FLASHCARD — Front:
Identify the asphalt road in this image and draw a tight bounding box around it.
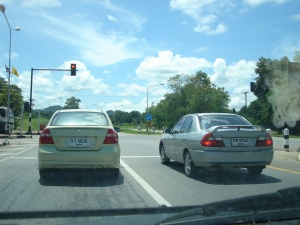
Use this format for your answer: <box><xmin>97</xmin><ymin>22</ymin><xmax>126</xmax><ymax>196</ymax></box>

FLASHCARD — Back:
<box><xmin>0</xmin><ymin>133</ymin><xmax>299</xmax><ymax>214</ymax></box>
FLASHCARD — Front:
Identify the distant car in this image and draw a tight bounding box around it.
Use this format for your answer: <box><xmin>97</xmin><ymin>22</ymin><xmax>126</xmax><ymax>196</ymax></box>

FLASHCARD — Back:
<box><xmin>38</xmin><ymin>109</ymin><xmax>120</xmax><ymax>179</ymax></box>
<box><xmin>159</xmin><ymin>113</ymin><xmax>273</xmax><ymax>177</ymax></box>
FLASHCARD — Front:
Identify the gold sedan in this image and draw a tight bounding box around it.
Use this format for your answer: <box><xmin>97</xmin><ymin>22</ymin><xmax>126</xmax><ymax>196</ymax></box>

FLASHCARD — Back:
<box><xmin>38</xmin><ymin>109</ymin><xmax>120</xmax><ymax>179</ymax></box>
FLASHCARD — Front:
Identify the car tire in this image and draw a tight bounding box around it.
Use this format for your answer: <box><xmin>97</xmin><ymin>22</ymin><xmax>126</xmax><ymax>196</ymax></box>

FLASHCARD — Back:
<box><xmin>184</xmin><ymin>151</ymin><xmax>196</xmax><ymax>177</ymax></box>
<box><xmin>247</xmin><ymin>166</ymin><xmax>264</xmax><ymax>175</ymax></box>
<box><xmin>160</xmin><ymin>144</ymin><xmax>170</xmax><ymax>165</ymax></box>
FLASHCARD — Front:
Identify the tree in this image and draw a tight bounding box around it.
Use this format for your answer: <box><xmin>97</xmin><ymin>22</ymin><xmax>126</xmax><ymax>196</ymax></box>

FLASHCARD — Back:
<box><xmin>0</xmin><ymin>78</ymin><xmax>24</xmax><ymax>116</ymax></box>
<box><xmin>153</xmin><ymin>71</ymin><xmax>230</xmax><ymax>128</ymax></box>
<box><xmin>64</xmin><ymin>96</ymin><xmax>81</xmax><ymax>109</ymax></box>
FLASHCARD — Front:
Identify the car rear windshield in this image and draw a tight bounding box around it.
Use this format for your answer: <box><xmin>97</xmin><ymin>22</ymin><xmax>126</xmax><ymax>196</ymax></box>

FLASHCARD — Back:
<box><xmin>50</xmin><ymin>112</ymin><xmax>109</xmax><ymax>126</ymax></box>
<box><xmin>199</xmin><ymin>115</ymin><xmax>251</xmax><ymax>130</ymax></box>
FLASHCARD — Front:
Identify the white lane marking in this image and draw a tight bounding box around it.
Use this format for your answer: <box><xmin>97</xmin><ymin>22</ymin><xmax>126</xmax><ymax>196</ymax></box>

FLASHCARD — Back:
<box><xmin>0</xmin><ymin>153</ymin><xmax>14</xmax><ymax>156</ymax></box>
<box><xmin>0</xmin><ymin>148</ymin><xmax>28</xmax><ymax>151</ymax></box>
<box><xmin>11</xmin><ymin>157</ymin><xmax>37</xmax><ymax>159</ymax></box>
<box><xmin>0</xmin><ymin>144</ymin><xmax>38</xmax><ymax>163</ymax></box>
<box><xmin>121</xmin><ymin>156</ymin><xmax>159</xmax><ymax>158</ymax></box>
<box><xmin>120</xmin><ymin>159</ymin><xmax>171</xmax><ymax>207</ymax></box>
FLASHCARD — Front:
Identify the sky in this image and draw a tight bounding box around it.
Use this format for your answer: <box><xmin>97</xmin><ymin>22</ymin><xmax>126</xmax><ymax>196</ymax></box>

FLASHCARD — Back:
<box><xmin>0</xmin><ymin>0</ymin><xmax>299</xmax><ymax>113</ymax></box>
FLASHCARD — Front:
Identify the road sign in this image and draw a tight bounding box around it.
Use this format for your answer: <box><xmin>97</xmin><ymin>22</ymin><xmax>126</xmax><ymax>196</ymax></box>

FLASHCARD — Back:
<box><xmin>145</xmin><ymin>113</ymin><xmax>152</xmax><ymax>121</ymax></box>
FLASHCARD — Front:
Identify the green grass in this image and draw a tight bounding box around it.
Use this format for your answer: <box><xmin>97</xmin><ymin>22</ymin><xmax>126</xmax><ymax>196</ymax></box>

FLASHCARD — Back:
<box><xmin>14</xmin><ymin>114</ymin><xmax>49</xmax><ymax>133</ymax></box>
<box><xmin>120</xmin><ymin>127</ymin><xmax>163</xmax><ymax>135</ymax></box>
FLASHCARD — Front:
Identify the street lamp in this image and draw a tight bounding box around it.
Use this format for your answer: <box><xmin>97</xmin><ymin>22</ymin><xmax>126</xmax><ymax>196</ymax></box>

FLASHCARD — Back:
<box><xmin>93</xmin><ymin>104</ymin><xmax>103</xmax><ymax>111</ymax></box>
<box><xmin>243</xmin><ymin>92</ymin><xmax>248</xmax><ymax>108</ymax></box>
<box><xmin>0</xmin><ymin>4</ymin><xmax>20</xmax><ymax>134</ymax></box>
<box><xmin>146</xmin><ymin>83</ymin><xmax>165</xmax><ymax>113</ymax></box>
<box><xmin>49</xmin><ymin>97</ymin><xmax>62</xmax><ymax>107</ymax></box>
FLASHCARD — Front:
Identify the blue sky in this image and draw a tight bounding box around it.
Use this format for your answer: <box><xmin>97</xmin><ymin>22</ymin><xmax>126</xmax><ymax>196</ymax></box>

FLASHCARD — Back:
<box><xmin>0</xmin><ymin>0</ymin><xmax>299</xmax><ymax>113</ymax></box>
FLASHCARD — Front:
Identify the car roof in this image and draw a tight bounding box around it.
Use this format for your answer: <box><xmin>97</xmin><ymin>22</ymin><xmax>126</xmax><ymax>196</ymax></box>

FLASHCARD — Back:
<box><xmin>55</xmin><ymin>109</ymin><xmax>104</xmax><ymax>113</ymax></box>
<box><xmin>187</xmin><ymin>113</ymin><xmax>239</xmax><ymax>117</ymax></box>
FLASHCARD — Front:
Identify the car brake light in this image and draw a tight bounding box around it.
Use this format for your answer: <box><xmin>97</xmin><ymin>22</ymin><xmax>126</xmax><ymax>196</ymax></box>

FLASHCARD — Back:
<box><xmin>256</xmin><ymin>133</ymin><xmax>273</xmax><ymax>147</ymax></box>
<box><xmin>104</xmin><ymin>129</ymin><xmax>118</xmax><ymax>144</ymax></box>
<box><xmin>201</xmin><ymin>132</ymin><xmax>225</xmax><ymax>147</ymax></box>
<box><xmin>39</xmin><ymin>128</ymin><xmax>54</xmax><ymax>144</ymax></box>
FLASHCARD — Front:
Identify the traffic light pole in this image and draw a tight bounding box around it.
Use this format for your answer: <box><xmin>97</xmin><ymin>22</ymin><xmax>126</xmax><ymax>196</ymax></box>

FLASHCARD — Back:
<box><xmin>26</xmin><ymin>67</ymin><xmax>76</xmax><ymax>134</ymax></box>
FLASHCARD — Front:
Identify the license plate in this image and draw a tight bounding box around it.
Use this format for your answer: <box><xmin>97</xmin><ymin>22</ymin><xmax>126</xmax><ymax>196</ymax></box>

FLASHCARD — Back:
<box><xmin>231</xmin><ymin>138</ymin><xmax>249</xmax><ymax>146</ymax></box>
<box><xmin>69</xmin><ymin>138</ymin><xmax>89</xmax><ymax>147</ymax></box>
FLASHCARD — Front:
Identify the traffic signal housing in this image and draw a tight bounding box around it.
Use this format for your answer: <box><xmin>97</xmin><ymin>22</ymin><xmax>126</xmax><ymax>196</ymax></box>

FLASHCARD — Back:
<box><xmin>250</xmin><ymin>82</ymin><xmax>255</xmax><ymax>92</ymax></box>
<box><xmin>71</xmin><ymin>63</ymin><xmax>76</xmax><ymax>76</ymax></box>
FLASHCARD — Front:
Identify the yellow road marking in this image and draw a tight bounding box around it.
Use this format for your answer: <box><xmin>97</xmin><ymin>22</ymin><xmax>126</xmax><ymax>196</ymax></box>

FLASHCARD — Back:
<box><xmin>267</xmin><ymin>165</ymin><xmax>300</xmax><ymax>175</ymax></box>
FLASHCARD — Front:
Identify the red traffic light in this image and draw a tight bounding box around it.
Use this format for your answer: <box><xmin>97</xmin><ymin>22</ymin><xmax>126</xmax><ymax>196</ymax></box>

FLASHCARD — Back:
<box><xmin>71</xmin><ymin>63</ymin><xmax>76</xmax><ymax>76</ymax></box>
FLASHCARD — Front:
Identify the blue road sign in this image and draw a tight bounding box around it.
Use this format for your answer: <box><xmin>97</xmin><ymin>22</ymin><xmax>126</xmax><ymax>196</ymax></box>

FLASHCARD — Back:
<box><xmin>146</xmin><ymin>113</ymin><xmax>152</xmax><ymax>121</ymax></box>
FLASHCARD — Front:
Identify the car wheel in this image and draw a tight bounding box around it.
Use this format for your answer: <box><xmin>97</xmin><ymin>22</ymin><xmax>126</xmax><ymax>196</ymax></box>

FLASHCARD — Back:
<box><xmin>247</xmin><ymin>166</ymin><xmax>264</xmax><ymax>175</ymax></box>
<box><xmin>160</xmin><ymin>144</ymin><xmax>170</xmax><ymax>165</ymax></box>
<box><xmin>184</xmin><ymin>151</ymin><xmax>196</xmax><ymax>177</ymax></box>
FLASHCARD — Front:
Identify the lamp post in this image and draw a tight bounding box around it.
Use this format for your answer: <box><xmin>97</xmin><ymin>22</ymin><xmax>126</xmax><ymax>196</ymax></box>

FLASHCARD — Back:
<box><xmin>243</xmin><ymin>92</ymin><xmax>248</xmax><ymax>108</ymax></box>
<box><xmin>0</xmin><ymin>4</ymin><xmax>20</xmax><ymax>134</ymax></box>
<box><xmin>49</xmin><ymin>97</ymin><xmax>62</xmax><ymax>107</ymax></box>
<box><xmin>146</xmin><ymin>83</ymin><xmax>165</xmax><ymax>113</ymax></box>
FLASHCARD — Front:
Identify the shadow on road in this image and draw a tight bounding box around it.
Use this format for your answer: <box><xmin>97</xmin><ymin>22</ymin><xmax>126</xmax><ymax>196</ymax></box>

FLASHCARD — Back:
<box><xmin>38</xmin><ymin>169</ymin><xmax>124</xmax><ymax>187</ymax></box>
<box><xmin>167</xmin><ymin>161</ymin><xmax>281</xmax><ymax>185</ymax></box>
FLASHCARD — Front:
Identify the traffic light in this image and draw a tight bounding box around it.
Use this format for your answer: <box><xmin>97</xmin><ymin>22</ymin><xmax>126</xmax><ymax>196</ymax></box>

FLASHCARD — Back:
<box><xmin>250</xmin><ymin>82</ymin><xmax>255</xmax><ymax>92</ymax></box>
<box><xmin>24</xmin><ymin>101</ymin><xmax>30</xmax><ymax>112</ymax></box>
<box><xmin>71</xmin><ymin>63</ymin><xmax>76</xmax><ymax>76</ymax></box>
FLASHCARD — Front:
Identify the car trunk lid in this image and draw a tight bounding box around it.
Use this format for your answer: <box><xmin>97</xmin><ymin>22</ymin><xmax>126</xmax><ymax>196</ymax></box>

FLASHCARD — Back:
<box><xmin>49</xmin><ymin>127</ymin><xmax>109</xmax><ymax>151</ymax></box>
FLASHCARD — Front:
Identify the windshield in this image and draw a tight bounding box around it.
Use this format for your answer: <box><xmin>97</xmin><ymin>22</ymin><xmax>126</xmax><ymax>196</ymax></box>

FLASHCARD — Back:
<box><xmin>0</xmin><ymin>1</ymin><xmax>299</xmax><ymax>224</ymax></box>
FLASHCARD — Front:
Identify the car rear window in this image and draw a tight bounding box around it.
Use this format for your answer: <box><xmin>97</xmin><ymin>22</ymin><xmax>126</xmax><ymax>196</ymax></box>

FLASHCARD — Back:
<box><xmin>50</xmin><ymin>112</ymin><xmax>109</xmax><ymax>126</ymax></box>
<box><xmin>199</xmin><ymin>115</ymin><xmax>251</xmax><ymax>129</ymax></box>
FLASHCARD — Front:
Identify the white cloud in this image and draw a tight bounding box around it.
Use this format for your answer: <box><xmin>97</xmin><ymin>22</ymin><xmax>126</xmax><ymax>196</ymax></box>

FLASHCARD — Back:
<box><xmin>136</xmin><ymin>50</ymin><xmax>212</xmax><ymax>81</ymax></box>
<box><xmin>273</xmin><ymin>36</ymin><xmax>300</xmax><ymax>60</ymax></box>
<box><xmin>170</xmin><ymin>0</ymin><xmax>228</xmax><ymax>35</ymax></box>
<box><xmin>243</xmin><ymin>0</ymin><xmax>290</xmax><ymax>7</ymax></box>
<box><xmin>291</xmin><ymin>13</ymin><xmax>300</xmax><ymax>21</ymax></box>
<box><xmin>107</xmin><ymin>15</ymin><xmax>118</xmax><ymax>22</ymax></box>
<box><xmin>21</xmin><ymin>0</ymin><xmax>61</xmax><ymax>8</ymax></box>
<box><xmin>16</xmin><ymin>60</ymin><xmax>112</xmax><ymax>109</ymax></box>
<box><xmin>58</xmin><ymin>61</ymin><xmax>111</xmax><ymax>95</ymax></box>
<box><xmin>210</xmin><ymin>59</ymin><xmax>257</xmax><ymax>110</ymax></box>
<box><xmin>116</xmin><ymin>83</ymin><xmax>145</xmax><ymax>96</ymax></box>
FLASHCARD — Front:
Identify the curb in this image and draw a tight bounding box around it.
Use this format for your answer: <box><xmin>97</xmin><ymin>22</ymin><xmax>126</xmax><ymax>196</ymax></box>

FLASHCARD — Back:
<box><xmin>0</xmin><ymin>138</ymin><xmax>9</xmax><ymax>147</ymax></box>
<box><xmin>0</xmin><ymin>134</ymin><xmax>33</xmax><ymax>139</ymax></box>
<box><xmin>273</xmin><ymin>149</ymin><xmax>300</xmax><ymax>162</ymax></box>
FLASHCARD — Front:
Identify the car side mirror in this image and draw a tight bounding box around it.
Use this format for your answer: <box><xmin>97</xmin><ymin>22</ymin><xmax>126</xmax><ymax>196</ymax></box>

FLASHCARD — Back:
<box><xmin>164</xmin><ymin>128</ymin><xmax>171</xmax><ymax>134</ymax></box>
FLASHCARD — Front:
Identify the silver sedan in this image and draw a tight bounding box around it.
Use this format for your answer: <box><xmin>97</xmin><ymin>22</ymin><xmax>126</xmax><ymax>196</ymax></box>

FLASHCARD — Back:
<box><xmin>159</xmin><ymin>113</ymin><xmax>273</xmax><ymax>177</ymax></box>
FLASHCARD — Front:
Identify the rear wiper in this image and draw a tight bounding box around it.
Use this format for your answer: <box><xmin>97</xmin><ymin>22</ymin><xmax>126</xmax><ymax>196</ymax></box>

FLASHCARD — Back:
<box><xmin>156</xmin><ymin>186</ymin><xmax>300</xmax><ymax>225</ymax></box>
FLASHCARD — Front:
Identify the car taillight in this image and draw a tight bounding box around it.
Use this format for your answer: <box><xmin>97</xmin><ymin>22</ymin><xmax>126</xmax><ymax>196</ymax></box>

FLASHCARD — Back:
<box><xmin>201</xmin><ymin>132</ymin><xmax>225</xmax><ymax>147</ymax></box>
<box><xmin>256</xmin><ymin>133</ymin><xmax>273</xmax><ymax>147</ymax></box>
<box><xmin>39</xmin><ymin>128</ymin><xmax>54</xmax><ymax>144</ymax></box>
<box><xmin>104</xmin><ymin>129</ymin><xmax>118</xmax><ymax>144</ymax></box>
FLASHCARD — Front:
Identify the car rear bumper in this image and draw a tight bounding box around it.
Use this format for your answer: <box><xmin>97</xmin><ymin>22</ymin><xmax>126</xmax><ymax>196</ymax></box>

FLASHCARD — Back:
<box><xmin>190</xmin><ymin>149</ymin><xmax>274</xmax><ymax>167</ymax></box>
<box><xmin>38</xmin><ymin>144</ymin><xmax>120</xmax><ymax>169</ymax></box>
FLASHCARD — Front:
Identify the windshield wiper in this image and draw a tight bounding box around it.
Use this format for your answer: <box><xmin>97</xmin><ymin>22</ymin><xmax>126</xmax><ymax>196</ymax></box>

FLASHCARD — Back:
<box><xmin>156</xmin><ymin>186</ymin><xmax>300</xmax><ymax>225</ymax></box>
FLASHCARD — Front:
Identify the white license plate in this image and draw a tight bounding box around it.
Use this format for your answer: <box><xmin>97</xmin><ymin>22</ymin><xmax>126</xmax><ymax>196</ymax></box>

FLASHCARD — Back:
<box><xmin>231</xmin><ymin>138</ymin><xmax>249</xmax><ymax>146</ymax></box>
<box><xmin>69</xmin><ymin>138</ymin><xmax>89</xmax><ymax>147</ymax></box>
